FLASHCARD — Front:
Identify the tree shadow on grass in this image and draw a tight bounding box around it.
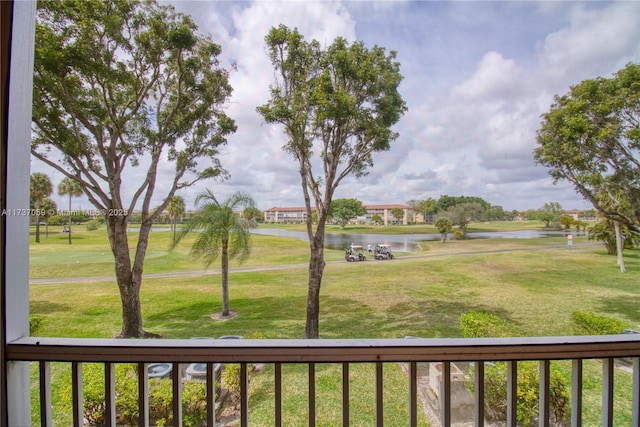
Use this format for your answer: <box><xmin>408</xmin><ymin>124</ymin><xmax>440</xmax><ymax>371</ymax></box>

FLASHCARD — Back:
<box><xmin>318</xmin><ymin>296</ymin><xmax>523</xmax><ymax>339</ymax></box>
<box><xmin>142</xmin><ymin>294</ymin><xmax>525</xmax><ymax>339</ymax></box>
<box><xmin>144</xmin><ymin>296</ymin><xmax>310</xmax><ymax>338</ymax></box>
<box><xmin>598</xmin><ymin>295</ymin><xmax>640</xmax><ymax>326</ymax></box>
<box><xmin>30</xmin><ymin>300</ymin><xmax>71</xmax><ymax>315</ymax></box>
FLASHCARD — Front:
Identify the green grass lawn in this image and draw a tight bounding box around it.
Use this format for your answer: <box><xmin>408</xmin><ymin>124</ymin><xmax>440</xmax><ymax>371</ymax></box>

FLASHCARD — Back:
<box><xmin>28</xmin><ymin>222</ymin><xmax>638</xmax><ymax>426</ymax></box>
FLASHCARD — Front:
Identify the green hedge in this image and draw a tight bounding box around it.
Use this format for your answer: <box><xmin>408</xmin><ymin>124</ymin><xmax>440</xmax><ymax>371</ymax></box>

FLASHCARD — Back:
<box><xmin>459</xmin><ymin>310</ymin><xmax>519</xmax><ymax>338</ymax></box>
<box><xmin>570</xmin><ymin>311</ymin><xmax>627</xmax><ymax>335</ymax></box>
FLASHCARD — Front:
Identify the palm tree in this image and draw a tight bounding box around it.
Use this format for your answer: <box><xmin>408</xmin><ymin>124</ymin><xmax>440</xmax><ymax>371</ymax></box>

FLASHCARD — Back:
<box><xmin>167</xmin><ymin>195</ymin><xmax>185</xmax><ymax>243</ymax></box>
<box><xmin>173</xmin><ymin>190</ymin><xmax>256</xmax><ymax>317</ymax></box>
<box><xmin>30</xmin><ymin>173</ymin><xmax>53</xmax><ymax>243</ymax></box>
<box><xmin>58</xmin><ymin>177</ymin><xmax>83</xmax><ymax>244</ymax></box>
<box><xmin>40</xmin><ymin>198</ymin><xmax>57</xmax><ymax>238</ymax></box>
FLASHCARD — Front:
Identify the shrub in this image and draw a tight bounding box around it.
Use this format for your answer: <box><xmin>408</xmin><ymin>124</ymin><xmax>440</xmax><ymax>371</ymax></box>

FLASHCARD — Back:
<box><xmin>461</xmin><ymin>311</ymin><xmax>569</xmax><ymax>426</ymax></box>
<box><xmin>46</xmin><ymin>214</ymin><xmax>67</xmax><ymax>226</ymax></box>
<box><xmin>222</xmin><ymin>363</ymin><xmax>242</xmax><ymax>399</ymax></box>
<box><xmin>29</xmin><ymin>314</ymin><xmax>45</xmax><ymax>335</ymax></box>
<box><xmin>460</xmin><ymin>310</ymin><xmax>519</xmax><ymax>338</ymax></box>
<box><xmin>222</xmin><ymin>363</ymin><xmax>255</xmax><ymax>400</ymax></box>
<box><xmin>570</xmin><ymin>311</ymin><xmax>627</xmax><ymax>335</ymax></box>
<box><xmin>86</xmin><ymin>220</ymin><xmax>100</xmax><ymax>231</ymax></box>
<box><xmin>60</xmin><ymin>363</ymin><xmax>208</xmax><ymax>427</ymax></box>
<box><xmin>434</xmin><ymin>217</ymin><xmax>452</xmax><ymax>242</ymax></box>
<box><xmin>587</xmin><ymin>220</ymin><xmax>640</xmax><ymax>254</ymax></box>
<box><xmin>468</xmin><ymin>361</ymin><xmax>569</xmax><ymax>426</ymax></box>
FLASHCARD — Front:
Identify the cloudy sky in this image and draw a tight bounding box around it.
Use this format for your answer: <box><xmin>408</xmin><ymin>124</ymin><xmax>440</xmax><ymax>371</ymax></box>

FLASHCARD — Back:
<box><xmin>36</xmin><ymin>1</ymin><xmax>640</xmax><ymax>213</ymax></box>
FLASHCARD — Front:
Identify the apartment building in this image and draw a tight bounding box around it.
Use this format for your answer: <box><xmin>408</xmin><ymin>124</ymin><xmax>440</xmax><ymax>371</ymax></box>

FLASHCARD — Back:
<box><xmin>264</xmin><ymin>204</ymin><xmax>411</xmax><ymax>225</ymax></box>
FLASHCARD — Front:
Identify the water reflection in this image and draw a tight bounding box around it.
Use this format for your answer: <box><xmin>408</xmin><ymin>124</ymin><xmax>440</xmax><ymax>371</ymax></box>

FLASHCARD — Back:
<box><xmin>251</xmin><ymin>228</ymin><xmax>585</xmax><ymax>252</ymax></box>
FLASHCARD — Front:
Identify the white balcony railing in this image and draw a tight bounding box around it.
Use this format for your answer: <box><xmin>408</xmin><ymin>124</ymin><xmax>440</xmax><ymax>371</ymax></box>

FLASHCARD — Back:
<box><xmin>5</xmin><ymin>334</ymin><xmax>640</xmax><ymax>427</ymax></box>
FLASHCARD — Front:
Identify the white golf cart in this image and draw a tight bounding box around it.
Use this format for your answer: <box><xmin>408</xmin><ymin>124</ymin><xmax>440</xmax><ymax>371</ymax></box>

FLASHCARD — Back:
<box><xmin>345</xmin><ymin>244</ymin><xmax>367</xmax><ymax>262</ymax></box>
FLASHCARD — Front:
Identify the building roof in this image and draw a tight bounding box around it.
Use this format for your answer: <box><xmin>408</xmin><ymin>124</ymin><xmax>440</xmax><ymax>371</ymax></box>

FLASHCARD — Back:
<box><xmin>266</xmin><ymin>207</ymin><xmax>315</xmax><ymax>212</ymax></box>
<box><xmin>365</xmin><ymin>204</ymin><xmax>410</xmax><ymax>210</ymax></box>
<box><xmin>265</xmin><ymin>204</ymin><xmax>410</xmax><ymax>212</ymax></box>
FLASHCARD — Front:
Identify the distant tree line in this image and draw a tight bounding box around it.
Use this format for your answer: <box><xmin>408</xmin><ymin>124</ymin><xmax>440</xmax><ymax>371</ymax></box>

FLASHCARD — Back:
<box><xmin>408</xmin><ymin>195</ymin><xmax>511</xmax><ymax>227</ymax></box>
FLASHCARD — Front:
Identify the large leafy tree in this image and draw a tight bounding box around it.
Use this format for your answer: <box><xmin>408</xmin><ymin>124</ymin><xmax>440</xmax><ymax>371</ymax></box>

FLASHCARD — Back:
<box><xmin>390</xmin><ymin>207</ymin><xmax>405</xmax><ymax>224</ymax></box>
<box><xmin>536</xmin><ymin>202</ymin><xmax>564</xmax><ymax>228</ymax></box>
<box><xmin>243</xmin><ymin>206</ymin><xmax>263</xmax><ymax>222</ymax></box>
<box><xmin>406</xmin><ymin>199</ymin><xmax>421</xmax><ymax>223</ymax></box>
<box><xmin>58</xmin><ymin>176</ymin><xmax>83</xmax><ymax>244</ymax></box>
<box><xmin>32</xmin><ymin>0</ymin><xmax>236</xmax><ymax>337</ymax></box>
<box><xmin>328</xmin><ymin>198</ymin><xmax>367</xmax><ymax>229</ymax></box>
<box><xmin>443</xmin><ymin>202</ymin><xmax>487</xmax><ymax>234</ymax></box>
<box><xmin>173</xmin><ymin>190</ymin><xmax>256</xmax><ymax>317</ymax></box>
<box><xmin>534</xmin><ymin>63</ymin><xmax>640</xmax><ymax>234</ymax></box>
<box><xmin>418</xmin><ymin>197</ymin><xmax>437</xmax><ymax>224</ymax></box>
<box><xmin>258</xmin><ymin>25</ymin><xmax>407</xmax><ymax>338</ymax></box>
<box><xmin>437</xmin><ymin>195</ymin><xmax>491</xmax><ymax>212</ymax></box>
<box><xmin>30</xmin><ymin>172</ymin><xmax>53</xmax><ymax>243</ymax></box>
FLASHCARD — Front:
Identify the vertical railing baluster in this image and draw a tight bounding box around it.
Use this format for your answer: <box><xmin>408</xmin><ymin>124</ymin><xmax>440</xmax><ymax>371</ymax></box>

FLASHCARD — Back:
<box><xmin>539</xmin><ymin>360</ymin><xmax>550</xmax><ymax>427</ymax></box>
<box><xmin>39</xmin><ymin>361</ymin><xmax>52</xmax><ymax>427</ymax></box>
<box><xmin>409</xmin><ymin>362</ymin><xmax>417</xmax><ymax>427</ymax></box>
<box><xmin>172</xmin><ymin>363</ymin><xmax>183</xmax><ymax>427</ymax></box>
<box><xmin>376</xmin><ymin>362</ymin><xmax>384</xmax><ymax>427</ymax></box>
<box><xmin>206</xmin><ymin>363</ymin><xmax>217</xmax><ymax>427</ymax></box>
<box><xmin>571</xmin><ymin>359</ymin><xmax>582</xmax><ymax>427</ymax></box>
<box><xmin>601</xmin><ymin>358</ymin><xmax>613</xmax><ymax>427</ymax></box>
<box><xmin>104</xmin><ymin>363</ymin><xmax>116</xmax><ymax>427</ymax></box>
<box><xmin>240</xmin><ymin>363</ymin><xmax>249</xmax><ymax>427</ymax></box>
<box><xmin>275</xmin><ymin>363</ymin><xmax>282</xmax><ymax>427</ymax></box>
<box><xmin>506</xmin><ymin>361</ymin><xmax>517</xmax><ymax>427</ymax></box>
<box><xmin>342</xmin><ymin>362</ymin><xmax>350</xmax><ymax>427</ymax></box>
<box><xmin>474</xmin><ymin>361</ymin><xmax>484</xmax><ymax>427</ymax></box>
<box><xmin>71</xmin><ymin>362</ymin><xmax>83</xmax><ymax>427</ymax></box>
<box><xmin>138</xmin><ymin>363</ymin><xmax>149</xmax><ymax>427</ymax></box>
<box><xmin>632</xmin><ymin>357</ymin><xmax>639</xmax><ymax>427</ymax></box>
<box><xmin>442</xmin><ymin>361</ymin><xmax>451</xmax><ymax>427</ymax></box>
<box><xmin>308</xmin><ymin>363</ymin><xmax>316</xmax><ymax>427</ymax></box>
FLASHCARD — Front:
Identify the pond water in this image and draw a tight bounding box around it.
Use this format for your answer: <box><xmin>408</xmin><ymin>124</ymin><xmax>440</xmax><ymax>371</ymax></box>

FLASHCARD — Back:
<box><xmin>251</xmin><ymin>228</ymin><xmax>586</xmax><ymax>252</ymax></box>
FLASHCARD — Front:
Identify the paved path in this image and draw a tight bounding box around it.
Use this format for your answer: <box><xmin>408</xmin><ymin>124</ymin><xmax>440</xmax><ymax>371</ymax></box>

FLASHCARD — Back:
<box><xmin>29</xmin><ymin>242</ymin><xmax>598</xmax><ymax>285</ymax></box>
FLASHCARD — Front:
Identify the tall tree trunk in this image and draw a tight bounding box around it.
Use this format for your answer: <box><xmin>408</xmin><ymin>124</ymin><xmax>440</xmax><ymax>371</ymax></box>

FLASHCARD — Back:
<box><xmin>614</xmin><ymin>220</ymin><xmax>626</xmax><ymax>273</ymax></box>
<box><xmin>107</xmin><ymin>214</ymin><xmax>145</xmax><ymax>338</ymax></box>
<box><xmin>305</xmin><ymin>230</ymin><xmax>326</xmax><ymax>339</ymax></box>
<box><xmin>221</xmin><ymin>240</ymin><xmax>230</xmax><ymax>316</ymax></box>
<box><xmin>67</xmin><ymin>195</ymin><xmax>72</xmax><ymax>244</ymax></box>
<box><xmin>35</xmin><ymin>203</ymin><xmax>41</xmax><ymax>243</ymax></box>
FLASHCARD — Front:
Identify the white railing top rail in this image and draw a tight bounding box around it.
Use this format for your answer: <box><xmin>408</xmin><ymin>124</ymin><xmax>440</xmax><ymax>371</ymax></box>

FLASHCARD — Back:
<box><xmin>7</xmin><ymin>335</ymin><xmax>640</xmax><ymax>363</ymax></box>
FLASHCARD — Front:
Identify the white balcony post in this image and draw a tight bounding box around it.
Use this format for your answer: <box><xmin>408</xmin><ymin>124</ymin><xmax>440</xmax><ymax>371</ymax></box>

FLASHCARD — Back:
<box><xmin>632</xmin><ymin>357</ymin><xmax>639</xmax><ymax>427</ymax></box>
<box><xmin>4</xmin><ymin>1</ymin><xmax>36</xmax><ymax>425</ymax></box>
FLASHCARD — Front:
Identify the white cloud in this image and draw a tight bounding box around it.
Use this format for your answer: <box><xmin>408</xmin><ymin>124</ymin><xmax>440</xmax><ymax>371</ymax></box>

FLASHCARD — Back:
<box><xmin>537</xmin><ymin>2</ymin><xmax>640</xmax><ymax>84</ymax></box>
<box><xmin>452</xmin><ymin>51</ymin><xmax>522</xmax><ymax>101</ymax></box>
<box><xmin>34</xmin><ymin>1</ymin><xmax>639</xmax><ymax>213</ymax></box>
